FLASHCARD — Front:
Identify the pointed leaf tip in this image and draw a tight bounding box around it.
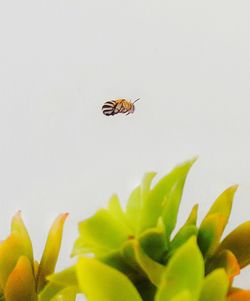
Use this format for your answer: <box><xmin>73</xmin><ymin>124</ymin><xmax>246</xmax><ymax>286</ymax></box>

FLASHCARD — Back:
<box><xmin>36</xmin><ymin>213</ymin><xmax>68</xmax><ymax>292</ymax></box>
<box><xmin>11</xmin><ymin>211</ymin><xmax>34</xmax><ymax>263</ymax></box>
<box><xmin>139</xmin><ymin>158</ymin><xmax>196</xmax><ymax>236</ymax></box>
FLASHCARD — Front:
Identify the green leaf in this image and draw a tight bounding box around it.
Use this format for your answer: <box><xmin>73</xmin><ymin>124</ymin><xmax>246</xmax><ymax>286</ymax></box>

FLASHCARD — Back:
<box><xmin>126</xmin><ymin>186</ymin><xmax>141</xmax><ymax>233</ymax></box>
<box><xmin>73</xmin><ymin>209</ymin><xmax>132</xmax><ymax>257</ymax></box>
<box><xmin>198</xmin><ymin>186</ymin><xmax>238</xmax><ymax>258</ymax></box>
<box><xmin>4</xmin><ymin>256</ymin><xmax>37</xmax><ymax>301</ymax></box>
<box><xmin>135</xmin><ymin>279</ymin><xmax>156</xmax><ymax>301</ymax></box>
<box><xmin>204</xmin><ymin>185</ymin><xmax>238</xmax><ymax>221</ymax></box>
<box><xmin>139</xmin><ymin>159</ymin><xmax>196</xmax><ymax>237</ymax></box>
<box><xmin>199</xmin><ymin>269</ymin><xmax>229</xmax><ymax>301</ymax></box>
<box><xmin>36</xmin><ymin>213</ymin><xmax>68</xmax><ymax>292</ymax></box>
<box><xmin>183</xmin><ymin>204</ymin><xmax>199</xmax><ymax>227</ymax></box>
<box><xmin>139</xmin><ymin>227</ymin><xmax>168</xmax><ymax>262</ymax></box>
<box><xmin>198</xmin><ymin>214</ymin><xmax>225</xmax><ymax>258</ymax></box>
<box><xmin>39</xmin><ymin>282</ymin><xmax>64</xmax><ymax>301</ymax></box>
<box><xmin>170</xmin><ymin>291</ymin><xmax>192</xmax><ymax>301</ymax></box>
<box><xmin>169</xmin><ymin>225</ymin><xmax>198</xmax><ymax>257</ymax></box>
<box><xmin>50</xmin><ymin>286</ymin><xmax>78</xmax><ymax>301</ymax></box>
<box><xmin>123</xmin><ymin>240</ymin><xmax>165</xmax><ymax>286</ymax></box>
<box><xmin>126</xmin><ymin>173</ymin><xmax>156</xmax><ymax>235</ymax></box>
<box><xmin>47</xmin><ymin>266</ymin><xmax>78</xmax><ymax>287</ymax></box>
<box><xmin>108</xmin><ymin>194</ymin><xmax>133</xmax><ymax>233</ymax></box>
<box><xmin>156</xmin><ymin>236</ymin><xmax>204</xmax><ymax>301</ymax></box>
<box><xmin>11</xmin><ymin>211</ymin><xmax>34</xmax><ymax>263</ymax></box>
<box><xmin>76</xmin><ymin>258</ymin><xmax>143</xmax><ymax>301</ymax></box>
<box><xmin>218</xmin><ymin>221</ymin><xmax>250</xmax><ymax>268</ymax></box>
<box><xmin>100</xmin><ymin>250</ymin><xmax>141</xmax><ymax>283</ymax></box>
<box><xmin>169</xmin><ymin>205</ymin><xmax>198</xmax><ymax>258</ymax></box>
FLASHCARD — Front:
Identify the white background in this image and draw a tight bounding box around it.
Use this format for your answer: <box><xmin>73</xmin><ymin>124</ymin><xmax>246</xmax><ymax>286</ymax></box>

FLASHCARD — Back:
<box><xmin>0</xmin><ymin>0</ymin><xmax>250</xmax><ymax>294</ymax></box>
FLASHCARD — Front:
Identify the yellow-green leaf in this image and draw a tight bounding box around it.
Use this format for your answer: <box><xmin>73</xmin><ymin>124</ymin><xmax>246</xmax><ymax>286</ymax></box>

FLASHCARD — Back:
<box><xmin>198</xmin><ymin>213</ymin><xmax>225</xmax><ymax>258</ymax></box>
<box><xmin>139</xmin><ymin>159</ymin><xmax>196</xmax><ymax>237</ymax></box>
<box><xmin>108</xmin><ymin>194</ymin><xmax>133</xmax><ymax>233</ymax></box>
<box><xmin>0</xmin><ymin>232</ymin><xmax>29</xmax><ymax>288</ymax></box>
<box><xmin>123</xmin><ymin>239</ymin><xmax>164</xmax><ymax>286</ymax></box>
<box><xmin>126</xmin><ymin>173</ymin><xmax>156</xmax><ymax>235</ymax></box>
<box><xmin>170</xmin><ymin>225</ymin><xmax>198</xmax><ymax>257</ymax></box>
<box><xmin>11</xmin><ymin>211</ymin><xmax>34</xmax><ymax>263</ymax></box>
<box><xmin>199</xmin><ymin>269</ymin><xmax>229</xmax><ymax>301</ymax></box>
<box><xmin>4</xmin><ymin>256</ymin><xmax>36</xmax><ymax>301</ymax></box>
<box><xmin>38</xmin><ymin>282</ymin><xmax>64</xmax><ymax>301</ymax></box>
<box><xmin>198</xmin><ymin>186</ymin><xmax>238</xmax><ymax>258</ymax></box>
<box><xmin>170</xmin><ymin>291</ymin><xmax>192</xmax><ymax>301</ymax></box>
<box><xmin>76</xmin><ymin>258</ymin><xmax>143</xmax><ymax>301</ymax></box>
<box><xmin>183</xmin><ymin>204</ymin><xmax>199</xmax><ymax>227</ymax></box>
<box><xmin>50</xmin><ymin>286</ymin><xmax>78</xmax><ymax>301</ymax></box>
<box><xmin>139</xmin><ymin>227</ymin><xmax>168</xmax><ymax>262</ymax></box>
<box><xmin>47</xmin><ymin>266</ymin><xmax>77</xmax><ymax>287</ymax></box>
<box><xmin>156</xmin><ymin>237</ymin><xmax>204</xmax><ymax>301</ymax></box>
<box><xmin>73</xmin><ymin>209</ymin><xmax>132</xmax><ymax>257</ymax></box>
<box><xmin>204</xmin><ymin>186</ymin><xmax>238</xmax><ymax>221</ymax></box>
<box><xmin>100</xmin><ymin>250</ymin><xmax>141</xmax><ymax>283</ymax></box>
<box><xmin>36</xmin><ymin>213</ymin><xmax>68</xmax><ymax>292</ymax></box>
<box><xmin>126</xmin><ymin>186</ymin><xmax>141</xmax><ymax>233</ymax></box>
<box><xmin>218</xmin><ymin>221</ymin><xmax>250</xmax><ymax>268</ymax></box>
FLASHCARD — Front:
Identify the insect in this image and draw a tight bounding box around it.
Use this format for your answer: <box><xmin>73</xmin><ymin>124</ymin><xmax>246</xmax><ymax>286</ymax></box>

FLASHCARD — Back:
<box><xmin>102</xmin><ymin>98</ymin><xmax>140</xmax><ymax>116</ymax></box>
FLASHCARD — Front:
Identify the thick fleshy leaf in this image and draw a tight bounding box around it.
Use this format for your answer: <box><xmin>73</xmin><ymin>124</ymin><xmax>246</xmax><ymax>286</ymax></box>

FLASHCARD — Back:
<box><xmin>126</xmin><ymin>173</ymin><xmax>156</xmax><ymax>235</ymax></box>
<box><xmin>36</xmin><ymin>213</ymin><xmax>68</xmax><ymax>292</ymax></box>
<box><xmin>198</xmin><ymin>186</ymin><xmax>238</xmax><ymax>258</ymax></box>
<box><xmin>0</xmin><ymin>232</ymin><xmax>29</xmax><ymax>288</ymax></box>
<box><xmin>183</xmin><ymin>204</ymin><xmax>199</xmax><ymax>226</ymax></box>
<box><xmin>170</xmin><ymin>291</ymin><xmax>192</xmax><ymax>301</ymax></box>
<box><xmin>218</xmin><ymin>221</ymin><xmax>250</xmax><ymax>268</ymax></box>
<box><xmin>100</xmin><ymin>250</ymin><xmax>141</xmax><ymax>283</ymax></box>
<box><xmin>135</xmin><ymin>279</ymin><xmax>156</xmax><ymax>301</ymax></box>
<box><xmin>108</xmin><ymin>194</ymin><xmax>133</xmax><ymax>232</ymax></box>
<box><xmin>47</xmin><ymin>266</ymin><xmax>77</xmax><ymax>287</ymax></box>
<box><xmin>199</xmin><ymin>269</ymin><xmax>229</xmax><ymax>301</ymax></box>
<box><xmin>139</xmin><ymin>159</ymin><xmax>196</xmax><ymax>237</ymax></box>
<box><xmin>204</xmin><ymin>186</ymin><xmax>238</xmax><ymax>221</ymax></box>
<box><xmin>156</xmin><ymin>237</ymin><xmax>204</xmax><ymax>301</ymax></box>
<box><xmin>169</xmin><ymin>205</ymin><xmax>198</xmax><ymax>258</ymax></box>
<box><xmin>73</xmin><ymin>209</ymin><xmax>132</xmax><ymax>257</ymax></box>
<box><xmin>169</xmin><ymin>225</ymin><xmax>198</xmax><ymax>257</ymax></box>
<box><xmin>39</xmin><ymin>282</ymin><xmax>64</xmax><ymax>301</ymax></box>
<box><xmin>123</xmin><ymin>239</ymin><xmax>165</xmax><ymax>286</ymax></box>
<box><xmin>227</xmin><ymin>288</ymin><xmax>250</xmax><ymax>301</ymax></box>
<box><xmin>198</xmin><ymin>213</ymin><xmax>225</xmax><ymax>257</ymax></box>
<box><xmin>11</xmin><ymin>211</ymin><xmax>34</xmax><ymax>263</ymax></box>
<box><xmin>76</xmin><ymin>257</ymin><xmax>143</xmax><ymax>301</ymax></box>
<box><xmin>50</xmin><ymin>286</ymin><xmax>78</xmax><ymax>301</ymax></box>
<box><xmin>126</xmin><ymin>186</ymin><xmax>141</xmax><ymax>232</ymax></box>
<box><xmin>4</xmin><ymin>256</ymin><xmax>36</xmax><ymax>301</ymax></box>
<box><xmin>206</xmin><ymin>250</ymin><xmax>240</xmax><ymax>281</ymax></box>
<box><xmin>139</xmin><ymin>227</ymin><xmax>168</xmax><ymax>262</ymax></box>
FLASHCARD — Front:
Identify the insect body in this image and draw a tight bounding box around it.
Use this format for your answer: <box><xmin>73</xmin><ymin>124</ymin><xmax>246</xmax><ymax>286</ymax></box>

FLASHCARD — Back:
<box><xmin>102</xmin><ymin>98</ymin><xmax>140</xmax><ymax>116</ymax></box>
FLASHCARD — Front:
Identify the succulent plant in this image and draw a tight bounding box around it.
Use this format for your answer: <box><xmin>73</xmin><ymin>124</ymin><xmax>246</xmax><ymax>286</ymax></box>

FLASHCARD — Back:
<box><xmin>7</xmin><ymin>159</ymin><xmax>249</xmax><ymax>300</ymax></box>
<box><xmin>60</xmin><ymin>159</ymin><xmax>250</xmax><ymax>301</ymax></box>
<box><xmin>0</xmin><ymin>212</ymin><xmax>67</xmax><ymax>301</ymax></box>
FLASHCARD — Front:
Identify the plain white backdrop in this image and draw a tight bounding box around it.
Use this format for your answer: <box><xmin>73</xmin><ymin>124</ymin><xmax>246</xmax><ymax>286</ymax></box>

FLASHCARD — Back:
<box><xmin>0</xmin><ymin>0</ymin><xmax>250</xmax><ymax>295</ymax></box>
